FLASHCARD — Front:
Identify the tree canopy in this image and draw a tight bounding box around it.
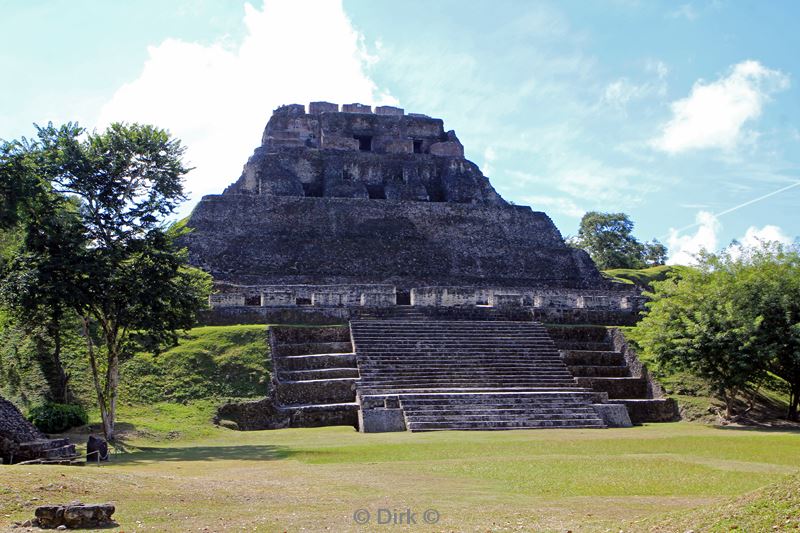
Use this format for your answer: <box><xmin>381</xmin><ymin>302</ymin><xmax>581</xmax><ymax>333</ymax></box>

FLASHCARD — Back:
<box><xmin>0</xmin><ymin>122</ymin><xmax>212</xmax><ymax>440</ymax></box>
<box><xmin>635</xmin><ymin>244</ymin><xmax>800</xmax><ymax>420</ymax></box>
<box><xmin>571</xmin><ymin>211</ymin><xmax>667</xmax><ymax>270</ymax></box>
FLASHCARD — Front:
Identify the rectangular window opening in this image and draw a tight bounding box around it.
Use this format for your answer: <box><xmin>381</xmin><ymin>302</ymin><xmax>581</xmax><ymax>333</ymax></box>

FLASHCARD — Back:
<box><xmin>355</xmin><ymin>135</ymin><xmax>372</xmax><ymax>152</ymax></box>
<box><xmin>413</xmin><ymin>140</ymin><xmax>423</xmax><ymax>154</ymax></box>
<box><xmin>295</xmin><ymin>297</ymin><xmax>312</xmax><ymax>306</ymax></box>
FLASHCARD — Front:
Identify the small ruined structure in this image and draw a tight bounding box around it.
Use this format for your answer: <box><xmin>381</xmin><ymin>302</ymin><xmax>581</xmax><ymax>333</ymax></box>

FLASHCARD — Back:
<box><xmin>189</xmin><ymin>103</ymin><xmax>672</xmax><ymax>431</ymax></box>
<box><xmin>0</xmin><ymin>396</ymin><xmax>78</xmax><ymax>464</ymax></box>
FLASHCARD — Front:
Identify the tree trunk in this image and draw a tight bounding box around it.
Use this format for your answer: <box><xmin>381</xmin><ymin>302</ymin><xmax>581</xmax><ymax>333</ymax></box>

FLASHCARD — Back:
<box><xmin>723</xmin><ymin>392</ymin><xmax>735</xmax><ymax>420</ymax></box>
<box><xmin>788</xmin><ymin>381</ymin><xmax>799</xmax><ymax>422</ymax></box>
<box><xmin>47</xmin><ymin>309</ymin><xmax>71</xmax><ymax>404</ymax></box>
<box><xmin>82</xmin><ymin>316</ymin><xmax>114</xmax><ymax>442</ymax></box>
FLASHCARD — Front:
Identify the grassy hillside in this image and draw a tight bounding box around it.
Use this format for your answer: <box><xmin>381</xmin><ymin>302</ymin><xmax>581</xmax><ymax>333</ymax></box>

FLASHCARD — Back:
<box><xmin>1</xmin><ymin>324</ymin><xmax>270</xmax><ymax>410</ymax></box>
<box><xmin>603</xmin><ymin>264</ymin><xmax>693</xmax><ymax>290</ymax></box>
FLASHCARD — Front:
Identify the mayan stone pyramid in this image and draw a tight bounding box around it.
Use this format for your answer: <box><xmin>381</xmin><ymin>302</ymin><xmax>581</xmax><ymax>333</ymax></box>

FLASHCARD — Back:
<box><xmin>183</xmin><ymin>102</ymin><xmax>605</xmax><ymax>289</ymax></box>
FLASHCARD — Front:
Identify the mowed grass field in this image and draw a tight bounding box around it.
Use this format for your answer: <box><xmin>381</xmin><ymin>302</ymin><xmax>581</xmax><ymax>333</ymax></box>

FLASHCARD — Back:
<box><xmin>1</xmin><ymin>413</ymin><xmax>799</xmax><ymax>532</ymax></box>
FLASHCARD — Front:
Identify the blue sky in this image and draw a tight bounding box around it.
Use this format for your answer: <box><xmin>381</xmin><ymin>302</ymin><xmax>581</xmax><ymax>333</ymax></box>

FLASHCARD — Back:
<box><xmin>2</xmin><ymin>0</ymin><xmax>799</xmax><ymax>263</ymax></box>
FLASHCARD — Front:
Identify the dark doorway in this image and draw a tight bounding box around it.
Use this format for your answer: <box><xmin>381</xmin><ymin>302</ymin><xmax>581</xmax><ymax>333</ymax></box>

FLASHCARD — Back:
<box><xmin>366</xmin><ymin>184</ymin><xmax>386</xmax><ymax>199</ymax></box>
<box><xmin>295</xmin><ymin>297</ymin><xmax>312</xmax><ymax>306</ymax></box>
<box><xmin>245</xmin><ymin>295</ymin><xmax>261</xmax><ymax>306</ymax></box>
<box><xmin>396</xmin><ymin>290</ymin><xmax>411</xmax><ymax>306</ymax></box>
<box><xmin>355</xmin><ymin>135</ymin><xmax>372</xmax><ymax>152</ymax></box>
<box><xmin>302</xmin><ymin>182</ymin><xmax>323</xmax><ymax>197</ymax></box>
<box><xmin>413</xmin><ymin>140</ymin><xmax>423</xmax><ymax>154</ymax></box>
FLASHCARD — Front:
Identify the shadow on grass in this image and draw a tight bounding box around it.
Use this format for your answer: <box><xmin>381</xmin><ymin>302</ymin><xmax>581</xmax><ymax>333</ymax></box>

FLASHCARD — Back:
<box><xmin>713</xmin><ymin>424</ymin><xmax>800</xmax><ymax>434</ymax></box>
<box><xmin>109</xmin><ymin>444</ymin><xmax>294</xmax><ymax>465</ymax></box>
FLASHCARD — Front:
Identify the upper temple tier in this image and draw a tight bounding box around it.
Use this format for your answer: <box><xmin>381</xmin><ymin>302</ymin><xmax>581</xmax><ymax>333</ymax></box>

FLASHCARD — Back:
<box><xmin>222</xmin><ymin>102</ymin><xmax>504</xmax><ymax>203</ymax></box>
<box><xmin>183</xmin><ymin>102</ymin><xmax>608</xmax><ymax>288</ymax></box>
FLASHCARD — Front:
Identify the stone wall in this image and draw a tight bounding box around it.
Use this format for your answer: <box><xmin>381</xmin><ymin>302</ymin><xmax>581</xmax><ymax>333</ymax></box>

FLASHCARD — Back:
<box><xmin>184</xmin><ymin>195</ymin><xmax>609</xmax><ymax>289</ymax></box>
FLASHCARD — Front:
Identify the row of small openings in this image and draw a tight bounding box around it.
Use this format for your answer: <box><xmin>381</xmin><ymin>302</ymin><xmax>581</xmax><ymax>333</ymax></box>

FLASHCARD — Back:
<box><xmin>352</xmin><ymin>135</ymin><xmax>424</xmax><ymax>154</ymax></box>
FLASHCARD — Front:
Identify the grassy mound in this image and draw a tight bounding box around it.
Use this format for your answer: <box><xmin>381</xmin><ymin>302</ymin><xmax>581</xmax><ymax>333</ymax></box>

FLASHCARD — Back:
<box><xmin>642</xmin><ymin>472</ymin><xmax>800</xmax><ymax>531</ymax></box>
<box><xmin>120</xmin><ymin>325</ymin><xmax>269</xmax><ymax>404</ymax></box>
<box><xmin>603</xmin><ymin>264</ymin><xmax>692</xmax><ymax>290</ymax></box>
<box><xmin>1</xmin><ymin>324</ymin><xmax>270</xmax><ymax>411</ymax></box>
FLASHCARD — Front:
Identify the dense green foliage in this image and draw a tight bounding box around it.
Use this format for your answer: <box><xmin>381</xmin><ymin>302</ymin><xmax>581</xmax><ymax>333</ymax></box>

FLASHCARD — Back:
<box><xmin>0</xmin><ymin>122</ymin><xmax>212</xmax><ymax>440</ymax></box>
<box><xmin>635</xmin><ymin>244</ymin><xmax>800</xmax><ymax>419</ymax></box>
<box><xmin>27</xmin><ymin>402</ymin><xmax>88</xmax><ymax>433</ymax></box>
<box><xmin>571</xmin><ymin>211</ymin><xmax>667</xmax><ymax>270</ymax></box>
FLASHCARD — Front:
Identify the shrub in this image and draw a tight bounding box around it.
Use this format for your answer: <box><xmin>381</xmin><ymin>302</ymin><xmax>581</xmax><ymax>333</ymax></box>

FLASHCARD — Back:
<box><xmin>27</xmin><ymin>402</ymin><xmax>89</xmax><ymax>433</ymax></box>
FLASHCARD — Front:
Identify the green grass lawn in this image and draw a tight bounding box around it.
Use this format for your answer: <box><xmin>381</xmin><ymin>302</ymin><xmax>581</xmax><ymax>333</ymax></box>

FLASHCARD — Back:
<box><xmin>1</xmin><ymin>404</ymin><xmax>798</xmax><ymax>532</ymax></box>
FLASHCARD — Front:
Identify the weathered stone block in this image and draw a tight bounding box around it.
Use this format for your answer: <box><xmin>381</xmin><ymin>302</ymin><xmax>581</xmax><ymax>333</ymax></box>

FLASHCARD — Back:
<box><xmin>491</xmin><ymin>293</ymin><xmax>523</xmax><ymax>308</ymax></box>
<box><xmin>321</xmin><ymin>134</ymin><xmax>359</xmax><ymax>151</ymax></box>
<box><xmin>342</xmin><ymin>103</ymin><xmax>372</xmax><ymax>114</ymax></box>
<box><xmin>209</xmin><ymin>293</ymin><xmax>245</xmax><ymax>307</ymax></box>
<box><xmin>35</xmin><ymin>503</ymin><xmax>115</xmax><ymax>529</ymax></box>
<box><xmin>591</xmin><ymin>404</ymin><xmax>632</xmax><ymax>427</ymax></box>
<box><xmin>429</xmin><ymin>141</ymin><xmax>464</xmax><ymax>157</ymax></box>
<box><xmin>359</xmin><ymin>408</ymin><xmax>407</xmax><ymax>432</ymax></box>
<box><xmin>375</xmin><ymin>105</ymin><xmax>404</xmax><ymax>116</ymax></box>
<box><xmin>309</xmin><ymin>101</ymin><xmax>338</xmax><ymax>114</ymax></box>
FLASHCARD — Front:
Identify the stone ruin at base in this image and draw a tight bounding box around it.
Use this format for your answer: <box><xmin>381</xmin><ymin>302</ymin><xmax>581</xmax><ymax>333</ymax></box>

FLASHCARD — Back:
<box><xmin>0</xmin><ymin>396</ymin><xmax>79</xmax><ymax>465</ymax></box>
<box><xmin>185</xmin><ymin>102</ymin><xmax>678</xmax><ymax>432</ymax></box>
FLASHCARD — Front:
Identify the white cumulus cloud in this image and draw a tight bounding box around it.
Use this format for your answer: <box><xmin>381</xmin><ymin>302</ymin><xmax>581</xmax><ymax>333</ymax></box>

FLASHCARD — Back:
<box><xmin>97</xmin><ymin>0</ymin><xmax>396</xmax><ymax>215</ymax></box>
<box><xmin>728</xmin><ymin>224</ymin><xmax>794</xmax><ymax>259</ymax></box>
<box><xmin>651</xmin><ymin>60</ymin><xmax>789</xmax><ymax>154</ymax></box>
<box><xmin>666</xmin><ymin>211</ymin><xmax>720</xmax><ymax>265</ymax></box>
<box><xmin>667</xmin><ymin>212</ymin><xmax>794</xmax><ymax>265</ymax></box>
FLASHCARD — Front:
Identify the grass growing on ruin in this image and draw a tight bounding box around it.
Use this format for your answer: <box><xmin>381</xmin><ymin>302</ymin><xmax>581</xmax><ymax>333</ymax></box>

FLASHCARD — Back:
<box><xmin>2</xmin><ymin>417</ymin><xmax>799</xmax><ymax>532</ymax></box>
<box><xmin>602</xmin><ymin>264</ymin><xmax>691</xmax><ymax>290</ymax></box>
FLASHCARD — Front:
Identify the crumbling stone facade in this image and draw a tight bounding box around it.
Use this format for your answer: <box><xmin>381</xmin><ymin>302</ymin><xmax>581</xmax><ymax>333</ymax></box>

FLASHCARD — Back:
<box><xmin>183</xmin><ymin>102</ymin><xmax>639</xmax><ymax>321</ymax></box>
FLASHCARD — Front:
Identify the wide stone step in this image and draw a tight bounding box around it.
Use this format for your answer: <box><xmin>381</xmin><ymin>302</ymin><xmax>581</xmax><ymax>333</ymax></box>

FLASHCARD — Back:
<box><xmin>403</xmin><ymin>408</ymin><xmax>599</xmax><ymax>416</ymax></box>
<box><xmin>278</xmin><ymin>353</ymin><xmax>357</xmax><ymax>370</ymax></box>
<box><xmin>406</xmin><ymin>412</ymin><xmax>603</xmax><ymax>422</ymax></box>
<box><xmin>359</xmin><ymin>386</ymin><xmax>588</xmax><ymax>393</ymax></box>
<box><xmin>359</xmin><ymin>370</ymin><xmax>574</xmax><ymax>376</ymax></box>
<box><xmin>274</xmin><ymin>341</ymin><xmax>353</xmax><ymax>357</ymax></box>
<box><xmin>357</xmin><ymin>349</ymin><xmax>561</xmax><ymax>355</ymax></box>
<box><xmin>276</xmin><ymin>378</ymin><xmax>357</xmax><ymax>405</ymax></box>
<box><xmin>608</xmin><ymin>398</ymin><xmax>680</xmax><ymax>423</ymax></box>
<box><xmin>561</xmin><ymin>350</ymin><xmax>625</xmax><ymax>366</ymax></box>
<box><xmin>406</xmin><ymin>419</ymin><xmax>605</xmax><ymax>431</ymax></box>
<box><xmin>575</xmin><ymin>377</ymin><xmax>648</xmax><ymax>399</ymax></box>
<box><xmin>568</xmin><ymin>365</ymin><xmax>630</xmax><ymax>377</ymax></box>
<box><xmin>553</xmin><ymin>341</ymin><xmax>612</xmax><ymax>351</ymax></box>
<box><xmin>278</xmin><ymin>367</ymin><xmax>360</xmax><ymax>380</ymax></box>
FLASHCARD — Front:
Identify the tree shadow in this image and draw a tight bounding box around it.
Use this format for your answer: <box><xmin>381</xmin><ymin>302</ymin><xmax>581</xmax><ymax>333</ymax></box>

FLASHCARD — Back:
<box><xmin>107</xmin><ymin>444</ymin><xmax>294</xmax><ymax>465</ymax></box>
<box><xmin>712</xmin><ymin>424</ymin><xmax>800</xmax><ymax>434</ymax></box>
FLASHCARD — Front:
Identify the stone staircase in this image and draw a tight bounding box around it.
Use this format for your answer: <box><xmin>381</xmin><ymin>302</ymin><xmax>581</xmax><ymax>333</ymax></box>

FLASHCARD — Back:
<box><xmin>351</xmin><ymin>320</ymin><xmax>608</xmax><ymax>431</ymax></box>
<box><xmin>547</xmin><ymin>326</ymin><xmax>679</xmax><ymax>423</ymax></box>
<box><xmin>268</xmin><ymin>326</ymin><xmax>360</xmax><ymax>427</ymax></box>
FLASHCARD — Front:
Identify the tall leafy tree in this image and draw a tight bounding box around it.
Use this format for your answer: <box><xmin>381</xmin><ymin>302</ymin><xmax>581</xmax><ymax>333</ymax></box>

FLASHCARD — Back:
<box><xmin>0</xmin><ymin>123</ymin><xmax>212</xmax><ymax>440</ymax></box>
<box><xmin>636</xmin><ymin>245</ymin><xmax>800</xmax><ymax>420</ymax></box>
<box><xmin>571</xmin><ymin>211</ymin><xmax>667</xmax><ymax>270</ymax></box>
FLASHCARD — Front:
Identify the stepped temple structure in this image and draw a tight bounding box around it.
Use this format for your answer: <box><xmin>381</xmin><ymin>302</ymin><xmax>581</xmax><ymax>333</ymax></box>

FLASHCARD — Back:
<box><xmin>187</xmin><ymin>102</ymin><xmax>678</xmax><ymax>432</ymax></box>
